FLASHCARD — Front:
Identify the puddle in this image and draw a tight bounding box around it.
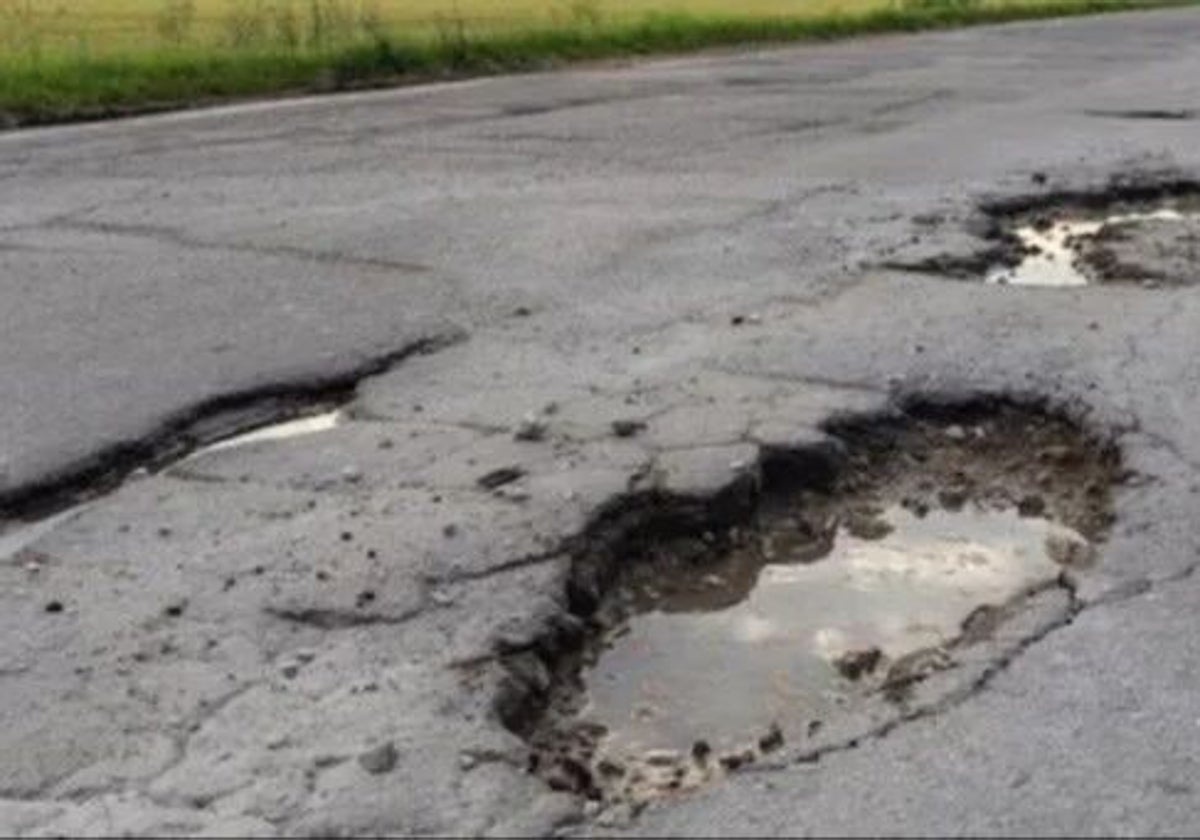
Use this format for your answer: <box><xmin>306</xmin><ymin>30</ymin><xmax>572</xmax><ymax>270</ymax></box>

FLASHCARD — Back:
<box><xmin>506</xmin><ymin>402</ymin><xmax>1119</xmax><ymax>805</ymax></box>
<box><xmin>189</xmin><ymin>409</ymin><xmax>344</xmax><ymax>456</ymax></box>
<box><xmin>589</xmin><ymin>506</ymin><xmax>1069</xmax><ymax>759</ymax></box>
<box><xmin>986</xmin><ymin>208</ymin><xmax>1193</xmax><ymax>287</ymax></box>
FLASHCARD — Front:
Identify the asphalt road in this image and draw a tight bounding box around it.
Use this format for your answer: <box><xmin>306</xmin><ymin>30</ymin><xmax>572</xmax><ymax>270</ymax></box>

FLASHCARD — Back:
<box><xmin>2</xmin><ymin>7</ymin><xmax>1200</xmax><ymax>835</ymax></box>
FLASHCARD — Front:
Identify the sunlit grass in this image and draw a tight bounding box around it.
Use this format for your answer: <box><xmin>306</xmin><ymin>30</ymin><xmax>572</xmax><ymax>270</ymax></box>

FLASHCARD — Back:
<box><xmin>0</xmin><ymin>0</ymin><xmax>1187</xmax><ymax>126</ymax></box>
<box><xmin>2</xmin><ymin>0</ymin><xmax>906</xmax><ymax>52</ymax></box>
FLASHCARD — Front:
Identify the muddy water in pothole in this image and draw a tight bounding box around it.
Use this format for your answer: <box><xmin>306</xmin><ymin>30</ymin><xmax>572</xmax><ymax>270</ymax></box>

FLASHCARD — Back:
<box><xmin>987</xmin><ymin>204</ymin><xmax>1200</xmax><ymax>287</ymax></box>
<box><xmin>589</xmin><ymin>506</ymin><xmax>1068</xmax><ymax>757</ymax></box>
<box><xmin>519</xmin><ymin>405</ymin><xmax>1118</xmax><ymax>804</ymax></box>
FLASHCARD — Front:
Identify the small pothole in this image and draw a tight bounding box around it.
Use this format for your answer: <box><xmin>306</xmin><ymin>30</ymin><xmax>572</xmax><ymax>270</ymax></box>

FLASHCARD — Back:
<box><xmin>497</xmin><ymin>400</ymin><xmax>1120</xmax><ymax>807</ymax></box>
<box><xmin>891</xmin><ymin>179</ymin><xmax>1200</xmax><ymax>288</ymax></box>
<box><xmin>988</xmin><ymin>204</ymin><xmax>1200</xmax><ymax>287</ymax></box>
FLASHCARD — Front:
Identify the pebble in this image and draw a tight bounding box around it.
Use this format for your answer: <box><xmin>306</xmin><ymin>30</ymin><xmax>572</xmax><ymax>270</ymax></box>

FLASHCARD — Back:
<box><xmin>358</xmin><ymin>741</ymin><xmax>399</xmax><ymax>775</ymax></box>
<box><xmin>515</xmin><ymin>414</ymin><xmax>549</xmax><ymax>443</ymax></box>
<box><xmin>644</xmin><ymin>749</ymin><xmax>681</xmax><ymax>767</ymax></box>
<box><xmin>596</xmin><ymin>803</ymin><xmax>635</xmax><ymax>828</ymax></box>
<box><xmin>1045</xmin><ymin>529</ymin><xmax>1095</xmax><ymax>569</ymax></box>
<box><xmin>833</xmin><ymin>647</ymin><xmax>883</xmax><ymax>680</ymax></box>
<box><xmin>1017</xmin><ymin>494</ymin><xmax>1046</xmax><ymax>517</ymax></box>
<box><xmin>937</xmin><ymin>488</ymin><xmax>969</xmax><ymax>510</ymax></box>
<box><xmin>478</xmin><ymin>467</ymin><xmax>526</xmax><ymax>490</ymax></box>
<box><xmin>758</xmin><ymin>723</ymin><xmax>785</xmax><ymax>754</ymax></box>
<box><xmin>845</xmin><ymin>513</ymin><xmax>893</xmax><ymax>541</ymax></box>
<box><xmin>611</xmin><ymin>420</ymin><xmax>646</xmax><ymax>438</ymax></box>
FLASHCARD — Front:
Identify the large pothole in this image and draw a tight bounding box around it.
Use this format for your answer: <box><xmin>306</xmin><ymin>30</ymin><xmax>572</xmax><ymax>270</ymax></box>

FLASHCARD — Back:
<box><xmin>497</xmin><ymin>399</ymin><xmax>1120</xmax><ymax>809</ymax></box>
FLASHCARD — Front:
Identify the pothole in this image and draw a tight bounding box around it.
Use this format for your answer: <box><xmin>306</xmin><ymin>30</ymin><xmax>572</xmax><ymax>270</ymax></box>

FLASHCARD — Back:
<box><xmin>987</xmin><ymin>205</ymin><xmax>1200</xmax><ymax>287</ymax></box>
<box><xmin>891</xmin><ymin>179</ymin><xmax>1200</xmax><ymax>287</ymax></box>
<box><xmin>497</xmin><ymin>400</ymin><xmax>1120</xmax><ymax>808</ymax></box>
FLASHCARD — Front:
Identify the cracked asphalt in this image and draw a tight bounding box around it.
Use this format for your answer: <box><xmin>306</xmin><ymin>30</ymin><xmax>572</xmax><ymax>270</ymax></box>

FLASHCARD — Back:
<box><xmin>3</xmin><ymin>7</ymin><xmax>1200</xmax><ymax>836</ymax></box>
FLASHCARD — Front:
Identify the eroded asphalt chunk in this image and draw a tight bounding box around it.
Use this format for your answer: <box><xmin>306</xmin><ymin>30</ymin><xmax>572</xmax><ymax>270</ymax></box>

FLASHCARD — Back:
<box><xmin>4</xmin><ymin>8</ymin><xmax>1200</xmax><ymax>838</ymax></box>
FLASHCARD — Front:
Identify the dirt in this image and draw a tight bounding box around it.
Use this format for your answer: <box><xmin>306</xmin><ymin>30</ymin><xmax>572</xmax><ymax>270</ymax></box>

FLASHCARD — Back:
<box><xmin>1076</xmin><ymin>214</ymin><xmax>1200</xmax><ymax>286</ymax></box>
<box><xmin>496</xmin><ymin>399</ymin><xmax>1121</xmax><ymax>807</ymax></box>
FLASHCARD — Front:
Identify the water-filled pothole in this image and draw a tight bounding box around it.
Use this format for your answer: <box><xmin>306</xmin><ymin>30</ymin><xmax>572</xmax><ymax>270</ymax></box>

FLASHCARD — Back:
<box><xmin>987</xmin><ymin>205</ymin><xmax>1200</xmax><ymax>287</ymax></box>
<box><xmin>890</xmin><ymin>180</ymin><xmax>1200</xmax><ymax>287</ymax></box>
<box><xmin>499</xmin><ymin>401</ymin><xmax>1119</xmax><ymax>806</ymax></box>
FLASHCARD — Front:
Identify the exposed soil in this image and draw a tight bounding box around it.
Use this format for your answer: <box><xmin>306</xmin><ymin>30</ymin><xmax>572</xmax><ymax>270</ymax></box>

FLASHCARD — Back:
<box><xmin>495</xmin><ymin>398</ymin><xmax>1121</xmax><ymax>808</ymax></box>
<box><xmin>1076</xmin><ymin>214</ymin><xmax>1200</xmax><ymax>286</ymax></box>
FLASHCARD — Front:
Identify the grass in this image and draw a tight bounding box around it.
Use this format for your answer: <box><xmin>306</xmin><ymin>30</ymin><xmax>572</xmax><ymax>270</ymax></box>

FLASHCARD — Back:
<box><xmin>0</xmin><ymin>0</ymin><xmax>1190</xmax><ymax>127</ymax></box>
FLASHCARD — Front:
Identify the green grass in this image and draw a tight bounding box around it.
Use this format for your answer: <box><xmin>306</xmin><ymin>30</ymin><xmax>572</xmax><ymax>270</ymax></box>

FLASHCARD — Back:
<box><xmin>0</xmin><ymin>0</ymin><xmax>1190</xmax><ymax>128</ymax></box>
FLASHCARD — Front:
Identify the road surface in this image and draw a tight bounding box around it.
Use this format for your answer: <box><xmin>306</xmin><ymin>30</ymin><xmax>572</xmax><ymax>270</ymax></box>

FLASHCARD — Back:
<box><xmin>2</xmin><ymin>7</ymin><xmax>1200</xmax><ymax>835</ymax></box>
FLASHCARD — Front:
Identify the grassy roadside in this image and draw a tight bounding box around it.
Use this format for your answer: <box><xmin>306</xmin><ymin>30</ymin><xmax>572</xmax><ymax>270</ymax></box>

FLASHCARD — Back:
<box><xmin>0</xmin><ymin>0</ymin><xmax>1190</xmax><ymax>129</ymax></box>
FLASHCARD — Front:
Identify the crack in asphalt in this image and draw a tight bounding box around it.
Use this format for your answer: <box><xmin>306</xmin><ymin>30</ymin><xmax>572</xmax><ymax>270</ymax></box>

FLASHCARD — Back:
<box><xmin>1084</xmin><ymin>108</ymin><xmax>1198</xmax><ymax>121</ymax></box>
<box><xmin>1126</xmin><ymin>428</ymin><xmax>1200</xmax><ymax>476</ymax></box>
<box><xmin>46</xmin><ymin>218</ymin><xmax>435</xmax><ymax>275</ymax></box>
<box><xmin>431</xmin><ymin>550</ymin><xmax>566</xmax><ymax>586</ymax></box>
<box><xmin>0</xmin><ymin>330</ymin><xmax>466</xmax><ymax>521</ymax></box>
<box><xmin>1085</xmin><ymin>559</ymin><xmax>1200</xmax><ymax>609</ymax></box>
<box><xmin>704</xmin><ymin>366</ymin><xmax>889</xmax><ymax>396</ymax></box>
<box><xmin>265</xmin><ymin>604</ymin><xmax>428</xmax><ymax>630</ymax></box>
